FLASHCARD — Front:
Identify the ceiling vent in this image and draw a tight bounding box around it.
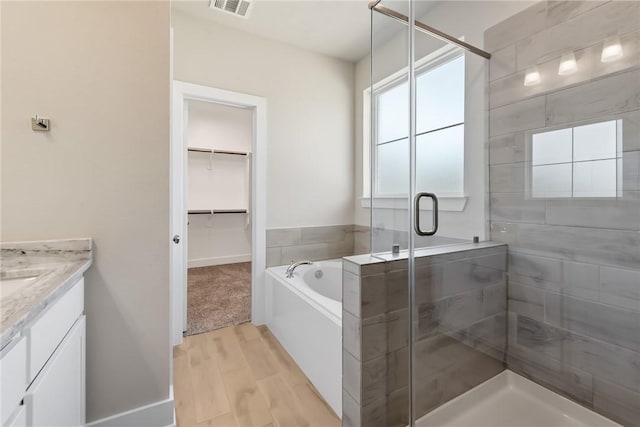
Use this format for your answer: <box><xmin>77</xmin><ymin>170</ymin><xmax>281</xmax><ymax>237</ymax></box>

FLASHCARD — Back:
<box><xmin>210</xmin><ymin>0</ymin><xmax>254</xmax><ymax>19</ymax></box>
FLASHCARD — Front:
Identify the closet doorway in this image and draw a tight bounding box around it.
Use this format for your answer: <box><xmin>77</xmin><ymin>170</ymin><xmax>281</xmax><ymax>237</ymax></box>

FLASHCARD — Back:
<box><xmin>187</xmin><ymin>100</ymin><xmax>252</xmax><ymax>335</ymax></box>
<box><xmin>170</xmin><ymin>82</ymin><xmax>266</xmax><ymax>345</ymax></box>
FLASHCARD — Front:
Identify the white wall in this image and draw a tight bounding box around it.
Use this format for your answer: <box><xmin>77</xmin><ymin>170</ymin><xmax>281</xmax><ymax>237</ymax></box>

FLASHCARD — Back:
<box><xmin>187</xmin><ymin>101</ymin><xmax>252</xmax><ymax>267</ymax></box>
<box><xmin>172</xmin><ymin>10</ymin><xmax>356</xmax><ymax>229</ymax></box>
<box><xmin>1</xmin><ymin>1</ymin><xmax>171</xmax><ymax>423</ymax></box>
<box><xmin>354</xmin><ymin>1</ymin><xmax>535</xmax><ymax>241</ymax></box>
<box><xmin>187</xmin><ymin>100</ymin><xmax>252</xmax><ymax>153</ymax></box>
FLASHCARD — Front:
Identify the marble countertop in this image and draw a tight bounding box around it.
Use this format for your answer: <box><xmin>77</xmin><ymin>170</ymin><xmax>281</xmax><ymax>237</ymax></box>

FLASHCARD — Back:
<box><xmin>0</xmin><ymin>239</ymin><xmax>92</xmax><ymax>350</ymax></box>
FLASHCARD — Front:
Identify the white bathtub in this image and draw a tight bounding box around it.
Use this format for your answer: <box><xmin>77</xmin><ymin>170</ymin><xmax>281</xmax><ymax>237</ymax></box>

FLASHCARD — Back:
<box><xmin>265</xmin><ymin>259</ymin><xmax>342</xmax><ymax>417</ymax></box>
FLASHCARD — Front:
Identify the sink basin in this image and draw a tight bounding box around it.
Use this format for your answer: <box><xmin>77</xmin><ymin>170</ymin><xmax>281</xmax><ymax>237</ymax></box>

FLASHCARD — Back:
<box><xmin>1</xmin><ymin>276</ymin><xmax>39</xmax><ymax>298</ymax></box>
<box><xmin>0</xmin><ymin>269</ymin><xmax>50</xmax><ymax>299</ymax></box>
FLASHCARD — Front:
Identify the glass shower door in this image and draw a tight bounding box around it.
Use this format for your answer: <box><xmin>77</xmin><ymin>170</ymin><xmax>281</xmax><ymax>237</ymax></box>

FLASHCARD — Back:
<box><xmin>408</xmin><ymin>5</ymin><xmax>507</xmax><ymax>425</ymax></box>
<box><xmin>408</xmin><ymin>8</ymin><xmax>507</xmax><ymax>426</ymax></box>
<box><xmin>370</xmin><ymin>1</ymin><xmax>505</xmax><ymax>425</ymax></box>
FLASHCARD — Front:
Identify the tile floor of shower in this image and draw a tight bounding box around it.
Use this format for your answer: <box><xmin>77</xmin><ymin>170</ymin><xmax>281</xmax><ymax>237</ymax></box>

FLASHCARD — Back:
<box><xmin>416</xmin><ymin>370</ymin><xmax>620</xmax><ymax>427</ymax></box>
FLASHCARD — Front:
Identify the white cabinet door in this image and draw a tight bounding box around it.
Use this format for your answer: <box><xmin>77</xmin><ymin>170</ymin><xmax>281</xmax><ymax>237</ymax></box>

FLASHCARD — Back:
<box><xmin>25</xmin><ymin>316</ymin><xmax>85</xmax><ymax>427</ymax></box>
<box><xmin>4</xmin><ymin>404</ymin><xmax>26</xmax><ymax>427</ymax></box>
<box><xmin>27</xmin><ymin>278</ymin><xmax>84</xmax><ymax>383</ymax></box>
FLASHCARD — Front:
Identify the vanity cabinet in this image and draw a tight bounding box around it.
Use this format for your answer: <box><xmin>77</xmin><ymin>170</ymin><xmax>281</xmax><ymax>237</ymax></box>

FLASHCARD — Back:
<box><xmin>0</xmin><ymin>277</ymin><xmax>85</xmax><ymax>427</ymax></box>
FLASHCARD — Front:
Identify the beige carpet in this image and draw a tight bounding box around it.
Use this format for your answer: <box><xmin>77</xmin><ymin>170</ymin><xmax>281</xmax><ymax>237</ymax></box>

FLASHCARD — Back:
<box><xmin>186</xmin><ymin>262</ymin><xmax>251</xmax><ymax>336</ymax></box>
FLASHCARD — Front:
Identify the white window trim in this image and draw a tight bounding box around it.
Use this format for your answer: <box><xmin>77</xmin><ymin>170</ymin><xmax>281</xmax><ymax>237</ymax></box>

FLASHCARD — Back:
<box><xmin>362</xmin><ymin>42</ymin><xmax>468</xmax><ymax>212</ymax></box>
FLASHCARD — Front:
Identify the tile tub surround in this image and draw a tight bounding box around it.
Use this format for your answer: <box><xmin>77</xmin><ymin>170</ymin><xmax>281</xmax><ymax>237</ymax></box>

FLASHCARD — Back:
<box><xmin>342</xmin><ymin>243</ymin><xmax>508</xmax><ymax>427</ymax></box>
<box><xmin>266</xmin><ymin>224</ymin><xmax>367</xmax><ymax>267</ymax></box>
<box><xmin>0</xmin><ymin>239</ymin><xmax>92</xmax><ymax>349</ymax></box>
<box><xmin>268</xmin><ymin>224</ymin><xmax>467</xmax><ymax>265</ymax></box>
<box><xmin>487</xmin><ymin>2</ymin><xmax>640</xmax><ymax>426</ymax></box>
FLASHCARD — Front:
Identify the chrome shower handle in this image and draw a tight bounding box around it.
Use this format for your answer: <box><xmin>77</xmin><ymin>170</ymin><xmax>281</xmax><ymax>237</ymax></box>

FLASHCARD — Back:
<box><xmin>414</xmin><ymin>192</ymin><xmax>438</xmax><ymax>236</ymax></box>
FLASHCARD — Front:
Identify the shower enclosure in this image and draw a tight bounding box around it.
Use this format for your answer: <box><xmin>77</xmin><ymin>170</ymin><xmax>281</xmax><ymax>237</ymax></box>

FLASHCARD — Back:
<box><xmin>358</xmin><ymin>0</ymin><xmax>640</xmax><ymax>426</ymax></box>
<box><xmin>367</xmin><ymin>1</ymin><xmax>506</xmax><ymax>425</ymax></box>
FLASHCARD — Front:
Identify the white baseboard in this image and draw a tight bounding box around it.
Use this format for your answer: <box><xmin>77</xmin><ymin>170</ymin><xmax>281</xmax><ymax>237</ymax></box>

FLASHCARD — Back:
<box><xmin>188</xmin><ymin>254</ymin><xmax>251</xmax><ymax>268</ymax></box>
<box><xmin>87</xmin><ymin>387</ymin><xmax>175</xmax><ymax>427</ymax></box>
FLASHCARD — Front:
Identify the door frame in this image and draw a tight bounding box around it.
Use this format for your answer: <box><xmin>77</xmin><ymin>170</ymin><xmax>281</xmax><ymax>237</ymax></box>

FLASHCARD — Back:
<box><xmin>170</xmin><ymin>80</ymin><xmax>267</xmax><ymax>346</ymax></box>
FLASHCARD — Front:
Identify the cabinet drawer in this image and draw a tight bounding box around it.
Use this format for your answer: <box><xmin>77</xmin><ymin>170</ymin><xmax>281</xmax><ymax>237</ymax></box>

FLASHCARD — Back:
<box><xmin>0</xmin><ymin>337</ymin><xmax>27</xmax><ymax>426</ymax></box>
<box><xmin>26</xmin><ymin>277</ymin><xmax>84</xmax><ymax>383</ymax></box>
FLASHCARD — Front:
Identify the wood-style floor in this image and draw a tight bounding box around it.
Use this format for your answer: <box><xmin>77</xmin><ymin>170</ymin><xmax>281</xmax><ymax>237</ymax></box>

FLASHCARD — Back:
<box><xmin>173</xmin><ymin>323</ymin><xmax>341</xmax><ymax>427</ymax></box>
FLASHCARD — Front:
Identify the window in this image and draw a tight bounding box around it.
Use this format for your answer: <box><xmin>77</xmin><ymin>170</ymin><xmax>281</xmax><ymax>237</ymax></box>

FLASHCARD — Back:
<box><xmin>529</xmin><ymin>120</ymin><xmax>621</xmax><ymax>198</ymax></box>
<box><xmin>372</xmin><ymin>54</ymin><xmax>465</xmax><ymax>197</ymax></box>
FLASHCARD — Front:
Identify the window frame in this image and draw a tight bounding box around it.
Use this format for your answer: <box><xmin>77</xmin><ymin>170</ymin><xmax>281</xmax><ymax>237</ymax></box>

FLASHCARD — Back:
<box><xmin>362</xmin><ymin>44</ymin><xmax>469</xmax><ymax>211</ymax></box>
<box><xmin>525</xmin><ymin>118</ymin><xmax>623</xmax><ymax>200</ymax></box>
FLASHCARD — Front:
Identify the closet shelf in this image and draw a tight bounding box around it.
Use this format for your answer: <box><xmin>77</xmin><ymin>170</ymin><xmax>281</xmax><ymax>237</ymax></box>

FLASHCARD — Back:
<box><xmin>188</xmin><ymin>209</ymin><xmax>248</xmax><ymax>215</ymax></box>
<box><xmin>187</xmin><ymin>147</ymin><xmax>249</xmax><ymax>156</ymax></box>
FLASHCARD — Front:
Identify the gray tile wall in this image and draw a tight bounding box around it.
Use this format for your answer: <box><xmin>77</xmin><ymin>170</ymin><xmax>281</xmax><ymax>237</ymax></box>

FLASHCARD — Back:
<box><xmin>487</xmin><ymin>2</ymin><xmax>640</xmax><ymax>425</ymax></box>
<box><xmin>342</xmin><ymin>245</ymin><xmax>507</xmax><ymax>426</ymax></box>
<box><xmin>266</xmin><ymin>224</ymin><xmax>364</xmax><ymax>267</ymax></box>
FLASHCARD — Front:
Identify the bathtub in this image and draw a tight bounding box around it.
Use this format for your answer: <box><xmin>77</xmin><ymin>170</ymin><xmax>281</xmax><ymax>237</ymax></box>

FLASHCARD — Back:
<box><xmin>265</xmin><ymin>259</ymin><xmax>342</xmax><ymax>417</ymax></box>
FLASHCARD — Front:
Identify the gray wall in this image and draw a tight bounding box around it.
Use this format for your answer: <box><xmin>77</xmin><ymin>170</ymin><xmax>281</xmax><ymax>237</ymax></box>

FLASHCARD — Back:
<box><xmin>1</xmin><ymin>1</ymin><xmax>171</xmax><ymax>422</ymax></box>
<box><xmin>342</xmin><ymin>244</ymin><xmax>507</xmax><ymax>426</ymax></box>
<box><xmin>486</xmin><ymin>2</ymin><xmax>640</xmax><ymax>425</ymax></box>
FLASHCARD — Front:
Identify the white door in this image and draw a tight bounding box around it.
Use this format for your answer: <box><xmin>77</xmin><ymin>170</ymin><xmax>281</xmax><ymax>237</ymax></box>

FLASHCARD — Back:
<box><xmin>170</xmin><ymin>81</ymin><xmax>268</xmax><ymax>347</ymax></box>
<box><xmin>170</xmin><ymin>28</ymin><xmax>188</xmax><ymax>347</ymax></box>
<box><xmin>26</xmin><ymin>316</ymin><xmax>85</xmax><ymax>427</ymax></box>
<box><xmin>171</xmin><ymin>89</ymin><xmax>188</xmax><ymax>346</ymax></box>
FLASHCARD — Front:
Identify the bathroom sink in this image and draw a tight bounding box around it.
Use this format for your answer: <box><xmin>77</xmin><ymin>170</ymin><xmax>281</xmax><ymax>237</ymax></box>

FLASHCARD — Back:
<box><xmin>0</xmin><ymin>270</ymin><xmax>48</xmax><ymax>298</ymax></box>
<box><xmin>1</xmin><ymin>276</ymin><xmax>39</xmax><ymax>298</ymax></box>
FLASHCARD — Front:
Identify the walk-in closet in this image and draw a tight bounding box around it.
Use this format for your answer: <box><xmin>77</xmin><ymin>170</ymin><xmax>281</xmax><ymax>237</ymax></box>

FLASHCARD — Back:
<box><xmin>185</xmin><ymin>100</ymin><xmax>252</xmax><ymax>335</ymax></box>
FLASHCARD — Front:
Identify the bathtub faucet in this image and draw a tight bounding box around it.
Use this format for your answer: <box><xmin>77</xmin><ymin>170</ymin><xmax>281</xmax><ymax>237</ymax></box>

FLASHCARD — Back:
<box><xmin>285</xmin><ymin>260</ymin><xmax>313</xmax><ymax>278</ymax></box>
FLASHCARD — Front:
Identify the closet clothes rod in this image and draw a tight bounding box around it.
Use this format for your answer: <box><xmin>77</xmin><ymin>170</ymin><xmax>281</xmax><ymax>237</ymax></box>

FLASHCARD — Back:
<box><xmin>188</xmin><ymin>209</ymin><xmax>248</xmax><ymax>215</ymax></box>
<box><xmin>187</xmin><ymin>147</ymin><xmax>248</xmax><ymax>156</ymax></box>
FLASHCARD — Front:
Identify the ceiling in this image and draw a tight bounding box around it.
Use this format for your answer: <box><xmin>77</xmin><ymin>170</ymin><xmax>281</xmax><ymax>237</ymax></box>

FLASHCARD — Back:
<box><xmin>171</xmin><ymin>0</ymin><xmax>436</xmax><ymax>63</ymax></box>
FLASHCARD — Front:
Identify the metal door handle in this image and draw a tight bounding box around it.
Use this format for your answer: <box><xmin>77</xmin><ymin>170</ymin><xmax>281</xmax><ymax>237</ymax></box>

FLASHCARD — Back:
<box><xmin>414</xmin><ymin>192</ymin><xmax>438</xmax><ymax>236</ymax></box>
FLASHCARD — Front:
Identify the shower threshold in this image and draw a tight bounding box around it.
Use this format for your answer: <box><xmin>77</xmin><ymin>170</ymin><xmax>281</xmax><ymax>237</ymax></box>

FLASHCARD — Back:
<box><xmin>416</xmin><ymin>370</ymin><xmax>620</xmax><ymax>427</ymax></box>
